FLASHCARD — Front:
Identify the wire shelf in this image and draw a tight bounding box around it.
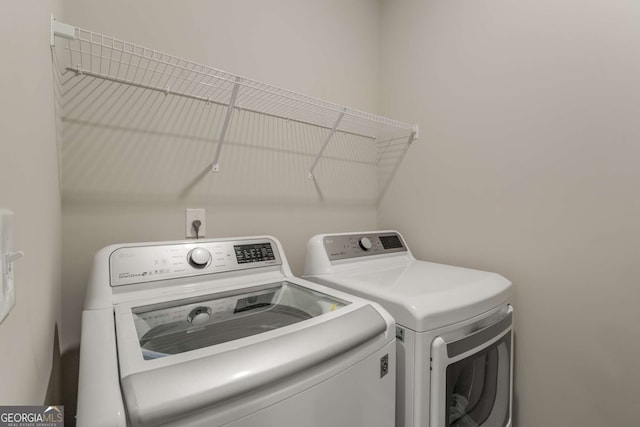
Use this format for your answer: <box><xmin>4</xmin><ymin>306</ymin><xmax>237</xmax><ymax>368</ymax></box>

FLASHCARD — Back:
<box><xmin>51</xmin><ymin>19</ymin><xmax>417</xmax><ymax>200</ymax></box>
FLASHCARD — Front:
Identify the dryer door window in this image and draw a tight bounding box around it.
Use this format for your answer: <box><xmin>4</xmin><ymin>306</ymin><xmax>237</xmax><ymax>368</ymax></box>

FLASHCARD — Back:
<box><xmin>430</xmin><ymin>307</ymin><xmax>513</xmax><ymax>427</ymax></box>
<box><xmin>446</xmin><ymin>334</ymin><xmax>511</xmax><ymax>426</ymax></box>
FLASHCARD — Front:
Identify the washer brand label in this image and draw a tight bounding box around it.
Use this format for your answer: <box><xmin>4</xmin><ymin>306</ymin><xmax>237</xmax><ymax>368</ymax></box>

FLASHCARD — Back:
<box><xmin>0</xmin><ymin>406</ymin><xmax>63</xmax><ymax>427</ymax></box>
<box><xmin>119</xmin><ymin>271</ymin><xmax>145</xmax><ymax>279</ymax></box>
<box><xmin>118</xmin><ymin>269</ymin><xmax>170</xmax><ymax>280</ymax></box>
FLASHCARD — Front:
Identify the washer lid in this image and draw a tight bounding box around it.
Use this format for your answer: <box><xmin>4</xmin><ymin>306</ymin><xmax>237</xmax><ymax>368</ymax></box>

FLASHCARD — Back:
<box><xmin>128</xmin><ymin>281</ymin><xmax>349</xmax><ymax>360</ymax></box>
<box><xmin>114</xmin><ymin>280</ymin><xmax>390</xmax><ymax>426</ymax></box>
<box><xmin>308</xmin><ymin>260</ymin><xmax>512</xmax><ymax>332</ymax></box>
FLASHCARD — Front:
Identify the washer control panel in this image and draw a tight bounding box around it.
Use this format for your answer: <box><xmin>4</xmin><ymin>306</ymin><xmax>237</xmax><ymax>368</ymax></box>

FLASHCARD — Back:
<box><xmin>109</xmin><ymin>238</ymin><xmax>280</xmax><ymax>286</ymax></box>
<box><xmin>323</xmin><ymin>232</ymin><xmax>407</xmax><ymax>261</ymax></box>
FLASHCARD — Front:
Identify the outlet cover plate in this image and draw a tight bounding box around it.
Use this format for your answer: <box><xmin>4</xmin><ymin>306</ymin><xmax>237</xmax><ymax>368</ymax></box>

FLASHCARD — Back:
<box><xmin>185</xmin><ymin>208</ymin><xmax>206</xmax><ymax>239</ymax></box>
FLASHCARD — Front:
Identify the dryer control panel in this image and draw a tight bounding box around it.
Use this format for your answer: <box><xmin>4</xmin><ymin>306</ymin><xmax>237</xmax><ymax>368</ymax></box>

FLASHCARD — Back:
<box><xmin>109</xmin><ymin>238</ymin><xmax>281</xmax><ymax>286</ymax></box>
<box><xmin>323</xmin><ymin>232</ymin><xmax>407</xmax><ymax>261</ymax></box>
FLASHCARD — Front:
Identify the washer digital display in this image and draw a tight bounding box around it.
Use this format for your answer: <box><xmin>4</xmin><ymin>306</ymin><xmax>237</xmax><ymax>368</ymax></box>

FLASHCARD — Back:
<box><xmin>234</xmin><ymin>243</ymin><xmax>276</xmax><ymax>264</ymax></box>
<box><xmin>379</xmin><ymin>235</ymin><xmax>403</xmax><ymax>250</ymax></box>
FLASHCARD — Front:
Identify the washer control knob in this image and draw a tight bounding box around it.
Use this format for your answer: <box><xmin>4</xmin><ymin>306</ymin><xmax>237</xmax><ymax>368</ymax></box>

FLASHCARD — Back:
<box><xmin>188</xmin><ymin>247</ymin><xmax>211</xmax><ymax>268</ymax></box>
<box><xmin>359</xmin><ymin>237</ymin><xmax>373</xmax><ymax>251</ymax></box>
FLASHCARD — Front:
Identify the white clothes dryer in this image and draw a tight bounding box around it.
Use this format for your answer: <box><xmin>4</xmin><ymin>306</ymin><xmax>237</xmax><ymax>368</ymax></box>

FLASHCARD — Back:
<box><xmin>76</xmin><ymin>236</ymin><xmax>396</xmax><ymax>427</ymax></box>
<box><xmin>304</xmin><ymin>231</ymin><xmax>514</xmax><ymax>427</ymax></box>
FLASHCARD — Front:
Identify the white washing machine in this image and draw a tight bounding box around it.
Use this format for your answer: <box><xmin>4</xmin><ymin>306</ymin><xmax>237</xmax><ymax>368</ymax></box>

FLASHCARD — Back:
<box><xmin>304</xmin><ymin>231</ymin><xmax>514</xmax><ymax>427</ymax></box>
<box><xmin>76</xmin><ymin>236</ymin><xmax>396</xmax><ymax>427</ymax></box>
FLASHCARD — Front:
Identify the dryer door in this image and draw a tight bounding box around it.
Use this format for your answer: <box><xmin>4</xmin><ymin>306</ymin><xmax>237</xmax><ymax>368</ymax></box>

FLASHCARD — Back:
<box><xmin>430</xmin><ymin>306</ymin><xmax>513</xmax><ymax>427</ymax></box>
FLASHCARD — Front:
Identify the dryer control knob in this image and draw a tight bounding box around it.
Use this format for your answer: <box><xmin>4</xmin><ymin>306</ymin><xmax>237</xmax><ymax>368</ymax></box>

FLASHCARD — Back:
<box><xmin>188</xmin><ymin>247</ymin><xmax>211</xmax><ymax>268</ymax></box>
<box><xmin>359</xmin><ymin>237</ymin><xmax>373</xmax><ymax>251</ymax></box>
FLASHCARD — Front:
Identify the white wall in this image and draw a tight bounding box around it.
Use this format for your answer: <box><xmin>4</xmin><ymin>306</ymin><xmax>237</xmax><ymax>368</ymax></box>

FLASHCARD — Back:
<box><xmin>59</xmin><ymin>0</ymin><xmax>382</xmax><ymax>354</ymax></box>
<box><xmin>379</xmin><ymin>1</ymin><xmax>640</xmax><ymax>426</ymax></box>
<box><xmin>0</xmin><ymin>1</ymin><xmax>62</xmax><ymax>404</ymax></box>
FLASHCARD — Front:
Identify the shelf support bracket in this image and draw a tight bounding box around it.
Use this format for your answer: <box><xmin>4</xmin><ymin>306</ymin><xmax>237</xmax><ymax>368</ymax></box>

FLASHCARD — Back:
<box><xmin>308</xmin><ymin>109</ymin><xmax>346</xmax><ymax>179</ymax></box>
<box><xmin>211</xmin><ymin>77</ymin><xmax>242</xmax><ymax>172</ymax></box>
<box><xmin>50</xmin><ymin>15</ymin><xmax>76</xmax><ymax>47</ymax></box>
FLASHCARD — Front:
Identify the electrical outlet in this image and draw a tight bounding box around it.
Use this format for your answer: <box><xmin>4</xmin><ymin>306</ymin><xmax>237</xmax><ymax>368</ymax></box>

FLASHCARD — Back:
<box><xmin>185</xmin><ymin>208</ymin><xmax>206</xmax><ymax>239</ymax></box>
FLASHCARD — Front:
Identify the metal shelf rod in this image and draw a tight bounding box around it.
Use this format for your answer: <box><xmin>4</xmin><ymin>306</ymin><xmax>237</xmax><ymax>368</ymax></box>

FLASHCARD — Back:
<box><xmin>53</xmin><ymin>20</ymin><xmax>416</xmax><ymax>129</ymax></box>
<box><xmin>63</xmin><ymin>66</ymin><xmax>377</xmax><ymax>140</ymax></box>
<box><xmin>61</xmin><ymin>43</ymin><xmax>413</xmax><ymax>131</ymax></box>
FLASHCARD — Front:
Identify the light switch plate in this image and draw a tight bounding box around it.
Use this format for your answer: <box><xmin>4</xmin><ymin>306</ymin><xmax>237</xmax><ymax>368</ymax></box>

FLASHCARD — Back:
<box><xmin>0</xmin><ymin>210</ymin><xmax>18</xmax><ymax>324</ymax></box>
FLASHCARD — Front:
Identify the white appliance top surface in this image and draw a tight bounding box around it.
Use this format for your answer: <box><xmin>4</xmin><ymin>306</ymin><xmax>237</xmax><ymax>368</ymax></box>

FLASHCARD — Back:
<box><xmin>309</xmin><ymin>259</ymin><xmax>512</xmax><ymax>332</ymax></box>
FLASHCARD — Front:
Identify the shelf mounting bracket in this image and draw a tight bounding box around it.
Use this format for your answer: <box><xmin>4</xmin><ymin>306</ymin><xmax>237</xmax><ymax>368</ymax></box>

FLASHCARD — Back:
<box><xmin>308</xmin><ymin>109</ymin><xmax>346</xmax><ymax>179</ymax></box>
<box><xmin>211</xmin><ymin>77</ymin><xmax>242</xmax><ymax>172</ymax></box>
<box><xmin>50</xmin><ymin>15</ymin><xmax>76</xmax><ymax>47</ymax></box>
